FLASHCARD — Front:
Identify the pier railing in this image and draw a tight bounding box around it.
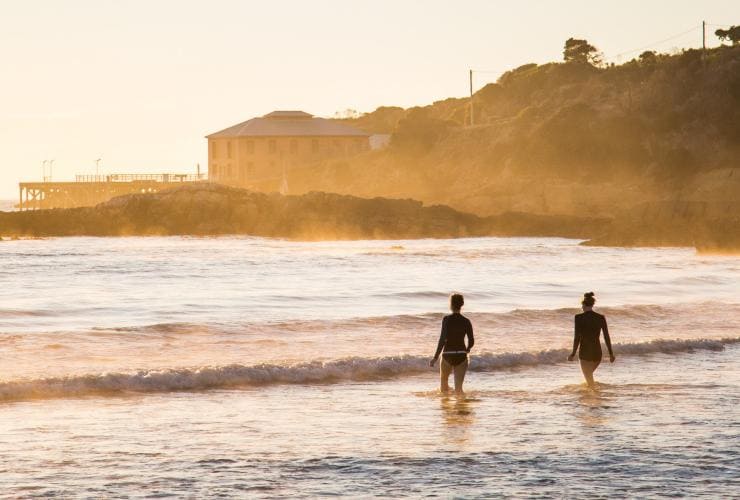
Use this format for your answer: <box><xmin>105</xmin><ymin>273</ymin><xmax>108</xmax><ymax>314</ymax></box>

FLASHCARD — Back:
<box><xmin>18</xmin><ymin>172</ymin><xmax>208</xmax><ymax>210</ymax></box>
<box><xmin>74</xmin><ymin>173</ymin><xmax>206</xmax><ymax>183</ymax></box>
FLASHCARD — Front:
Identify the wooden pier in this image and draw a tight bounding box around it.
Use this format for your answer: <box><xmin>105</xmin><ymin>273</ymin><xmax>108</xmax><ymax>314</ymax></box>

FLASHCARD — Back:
<box><xmin>18</xmin><ymin>173</ymin><xmax>206</xmax><ymax>211</ymax></box>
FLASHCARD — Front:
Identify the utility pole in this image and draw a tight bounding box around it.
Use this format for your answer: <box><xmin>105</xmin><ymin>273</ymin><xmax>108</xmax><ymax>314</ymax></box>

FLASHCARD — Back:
<box><xmin>49</xmin><ymin>159</ymin><xmax>54</xmax><ymax>181</ymax></box>
<box><xmin>702</xmin><ymin>20</ymin><xmax>706</xmax><ymax>50</ymax></box>
<box><xmin>469</xmin><ymin>69</ymin><xmax>474</xmax><ymax>127</ymax></box>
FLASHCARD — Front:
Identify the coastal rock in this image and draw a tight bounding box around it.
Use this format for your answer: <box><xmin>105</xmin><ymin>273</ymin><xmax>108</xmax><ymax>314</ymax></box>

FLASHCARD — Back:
<box><xmin>0</xmin><ymin>184</ymin><xmax>601</xmax><ymax>241</ymax></box>
<box><xmin>583</xmin><ymin>200</ymin><xmax>740</xmax><ymax>252</ymax></box>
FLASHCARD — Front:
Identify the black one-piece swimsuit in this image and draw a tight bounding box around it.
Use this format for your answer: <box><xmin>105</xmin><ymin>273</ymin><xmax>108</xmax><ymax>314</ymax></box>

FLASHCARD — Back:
<box><xmin>434</xmin><ymin>313</ymin><xmax>475</xmax><ymax>366</ymax></box>
<box><xmin>574</xmin><ymin>310</ymin><xmax>610</xmax><ymax>362</ymax></box>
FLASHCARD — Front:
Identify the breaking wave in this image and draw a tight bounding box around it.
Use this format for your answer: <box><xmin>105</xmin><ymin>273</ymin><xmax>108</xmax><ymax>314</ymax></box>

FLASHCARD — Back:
<box><xmin>1</xmin><ymin>337</ymin><xmax>737</xmax><ymax>402</ymax></box>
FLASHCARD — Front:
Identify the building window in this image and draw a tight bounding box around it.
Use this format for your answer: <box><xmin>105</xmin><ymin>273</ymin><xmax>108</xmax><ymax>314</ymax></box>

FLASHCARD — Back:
<box><xmin>247</xmin><ymin>162</ymin><xmax>255</xmax><ymax>176</ymax></box>
<box><xmin>312</xmin><ymin>139</ymin><xmax>319</xmax><ymax>154</ymax></box>
<box><xmin>269</xmin><ymin>161</ymin><xmax>275</xmax><ymax>169</ymax></box>
<box><xmin>211</xmin><ymin>165</ymin><xmax>218</xmax><ymax>178</ymax></box>
<box><xmin>246</xmin><ymin>140</ymin><xmax>254</xmax><ymax>154</ymax></box>
<box><xmin>211</xmin><ymin>142</ymin><xmax>218</xmax><ymax>160</ymax></box>
<box><xmin>269</xmin><ymin>139</ymin><xmax>277</xmax><ymax>154</ymax></box>
<box><xmin>239</xmin><ymin>164</ymin><xmax>247</xmax><ymax>181</ymax></box>
<box><xmin>227</xmin><ymin>165</ymin><xmax>233</xmax><ymax>178</ymax></box>
<box><xmin>227</xmin><ymin>141</ymin><xmax>232</xmax><ymax>159</ymax></box>
<box><xmin>290</xmin><ymin>139</ymin><xmax>298</xmax><ymax>154</ymax></box>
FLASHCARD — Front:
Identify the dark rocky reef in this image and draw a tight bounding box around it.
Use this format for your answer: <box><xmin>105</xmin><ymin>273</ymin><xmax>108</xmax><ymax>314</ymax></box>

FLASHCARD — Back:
<box><xmin>0</xmin><ymin>184</ymin><xmax>601</xmax><ymax>240</ymax></box>
<box><xmin>2</xmin><ymin>185</ymin><xmax>735</xmax><ymax>250</ymax></box>
<box><xmin>584</xmin><ymin>201</ymin><xmax>740</xmax><ymax>252</ymax></box>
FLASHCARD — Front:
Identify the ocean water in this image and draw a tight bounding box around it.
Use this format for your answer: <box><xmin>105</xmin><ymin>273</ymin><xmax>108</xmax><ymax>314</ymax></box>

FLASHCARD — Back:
<box><xmin>0</xmin><ymin>200</ymin><xmax>16</xmax><ymax>212</ymax></box>
<box><xmin>0</xmin><ymin>236</ymin><xmax>737</xmax><ymax>497</ymax></box>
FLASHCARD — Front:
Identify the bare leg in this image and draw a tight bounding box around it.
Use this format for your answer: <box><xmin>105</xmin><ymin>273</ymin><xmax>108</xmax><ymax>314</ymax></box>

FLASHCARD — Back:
<box><xmin>579</xmin><ymin>359</ymin><xmax>601</xmax><ymax>388</ymax></box>
<box><xmin>453</xmin><ymin>358</ymin><xmax>469</xmax><ymax>394</ymax></box>
<box><xmin>440</xmin><ymin>358</ymin><xmax>453</xmax><ymax>393</ymax></box>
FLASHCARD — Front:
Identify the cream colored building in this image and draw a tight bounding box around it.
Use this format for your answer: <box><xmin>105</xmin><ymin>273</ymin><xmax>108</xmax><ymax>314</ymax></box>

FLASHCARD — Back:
<box><xmin>206</xmin><ymin>110</ymin><xmax>369</xmax><ymax>192</ymax></box>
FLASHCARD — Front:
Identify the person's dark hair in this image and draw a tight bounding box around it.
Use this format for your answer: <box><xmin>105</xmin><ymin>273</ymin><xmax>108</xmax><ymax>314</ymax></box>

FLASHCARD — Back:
<box><xmin>450</xmin><ymin>293</ymin><xmax>464</xmax><ymax>311</ymax></box>
<box><xmin>582</xmin><ymin>291</ymin><xmax>596</xmax><ymax>307</ymax></box>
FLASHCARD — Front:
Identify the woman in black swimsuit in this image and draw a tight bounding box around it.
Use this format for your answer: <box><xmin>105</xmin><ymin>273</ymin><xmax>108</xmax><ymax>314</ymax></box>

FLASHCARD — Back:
<box><xmin>568</xmin><ymin>292</ymin><xmax>615</xmax><ymax>388</ymax></box>
<box><xmin>430</xmin><ymin>293</ymin><xmax>474</xmax><ymax>394</ymax></box>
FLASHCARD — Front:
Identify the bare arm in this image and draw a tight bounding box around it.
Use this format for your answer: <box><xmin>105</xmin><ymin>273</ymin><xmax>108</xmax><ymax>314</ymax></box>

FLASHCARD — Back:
<box><xmin>569</xmin><ymin>316</ymin><xmax>581</xmax><ymax>361</ymax></box>
<box><xmin>466</xmin><ymin>319</ymin><xmax>475</xmax><ymax>352</ymax></box>
<box><xmin>431</xmin><ymin>317</ymin><xmax>448</xmax><ymax>365</ymax></box>
<box><xmin>603</xmin><ymin>316</ymin><xmax>615</xmax><ymax>361</ymax></box>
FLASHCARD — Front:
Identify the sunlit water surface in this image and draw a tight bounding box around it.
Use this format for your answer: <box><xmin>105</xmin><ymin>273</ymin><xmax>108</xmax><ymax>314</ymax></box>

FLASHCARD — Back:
<box><xmin>0</xmin><ymin>236</ymin><xmax>738</xmax><ymax>497</ymax></box>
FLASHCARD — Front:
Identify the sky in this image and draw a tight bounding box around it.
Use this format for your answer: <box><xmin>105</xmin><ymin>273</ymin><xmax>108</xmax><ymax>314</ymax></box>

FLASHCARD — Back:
<box><xmin>0</xmin><ymin>0</ymin><xmax>737</xmax><ymax>199</ymax></box>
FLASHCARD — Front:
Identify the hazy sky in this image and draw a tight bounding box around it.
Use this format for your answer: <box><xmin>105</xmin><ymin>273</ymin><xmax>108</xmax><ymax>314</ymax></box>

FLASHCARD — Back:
<box><xmin>0</xmin><ymin>0</ymin><xmax>737</xmax><ymax>198</ymax></box>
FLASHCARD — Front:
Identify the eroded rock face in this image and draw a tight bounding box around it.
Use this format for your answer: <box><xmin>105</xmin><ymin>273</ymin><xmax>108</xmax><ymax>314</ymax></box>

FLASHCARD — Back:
<box><xmin>583</xmin><ymin>201</ymin><xmax>740</xmax><ymax>252</ymax></box>
<box><xmin>0</xmin><ymin>184</ymin><xmax>602</xmax><ymax>241</ymax></box>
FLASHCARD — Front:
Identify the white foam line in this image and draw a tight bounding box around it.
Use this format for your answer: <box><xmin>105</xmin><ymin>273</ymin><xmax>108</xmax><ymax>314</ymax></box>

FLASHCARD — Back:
<box><xmin>1</xmin><ymin>337</ymin><xmax>737</xmax><ymax>402</ymax></box>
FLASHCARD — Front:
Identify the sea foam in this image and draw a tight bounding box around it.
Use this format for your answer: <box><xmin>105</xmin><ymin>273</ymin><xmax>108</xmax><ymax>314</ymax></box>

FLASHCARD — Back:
<box><xmin>1</xmin><ymin>337</ymin><xmax>737</xmax><ymax>402</ymax></box>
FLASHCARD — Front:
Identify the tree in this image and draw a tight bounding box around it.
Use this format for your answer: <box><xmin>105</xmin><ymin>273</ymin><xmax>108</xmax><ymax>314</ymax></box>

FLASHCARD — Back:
<box><xmin>639</xmin><ymin>50</ymin><xmax>657</xmax><ymax>65</ymax></box>
<box><xmin>715</xmin><ymin>26</ymin><xmax>740</xmax><ymax>45</ymax></box>
<box><xmin>333</xmin><ymin>108</ymin><xmax>361</xmax><ymax>119</ymax></box>
<box><xmin>563</xmin><ymin>38</ymin><xmax>602</xmax><ymax>66</ymax></box>
<box><xmin>391</xmin><ymin>107</ymin><xmax>454</xmax><ymax>152</ymax></box>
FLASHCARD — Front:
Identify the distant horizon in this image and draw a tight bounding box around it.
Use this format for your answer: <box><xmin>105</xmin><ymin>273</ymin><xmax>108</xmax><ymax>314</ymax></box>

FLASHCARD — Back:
<box><xmin>1</xmin><ymin>0</ymin><xmax>737</xmax><ymax>198</ymax></box>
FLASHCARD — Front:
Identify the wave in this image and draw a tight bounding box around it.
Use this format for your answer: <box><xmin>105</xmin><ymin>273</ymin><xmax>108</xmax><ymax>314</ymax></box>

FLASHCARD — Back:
<box><xmin>64</xmin><ymin>301</ymin><xmax>740</xmax><ymax>338</ymax></box>
<box><xmin>7</xmin><ymin>301</ymin><xmax>740</xmax><ymax>339</ymax></box>
<box><xmin>501</xmin><ymin>302</ymin><xmax>740</xmax><ymax>321</ymax></box>
<box><xmin>380</xmin><ymin>291</ymin><xmax>453</xmax><ymax>299</ymax></box>
<box><xmin>1</xmin><ymin>337</ymin><xmax>737</xmax><ymax>402</ymax></box>
<box><xmin>102</xmin><ymin>322</ymin><xmax>210</xmax><ymax>335</ymax></box>
<box><xmin>0</xmin><ymin>308</ymin><xmax>55</xmax><ymax>318</ymax></box>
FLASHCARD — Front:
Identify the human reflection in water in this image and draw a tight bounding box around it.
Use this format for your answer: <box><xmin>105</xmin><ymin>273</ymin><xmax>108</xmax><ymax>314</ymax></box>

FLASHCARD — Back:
<box><xmin>574</xmin><ymin>385</ymin><xmax>610</xmax><ymax>427</ymax></box>
<box><xmin>439</xmin><ymin>394</ymin><xmax>476</xmax><ymax>445</ymax></box>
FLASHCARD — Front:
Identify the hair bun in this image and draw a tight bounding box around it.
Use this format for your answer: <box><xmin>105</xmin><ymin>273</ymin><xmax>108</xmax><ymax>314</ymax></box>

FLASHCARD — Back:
<box><xmin>581</xmin><ymin>291</ymin><xmax>596</xmax><ymax>307</ymax></box>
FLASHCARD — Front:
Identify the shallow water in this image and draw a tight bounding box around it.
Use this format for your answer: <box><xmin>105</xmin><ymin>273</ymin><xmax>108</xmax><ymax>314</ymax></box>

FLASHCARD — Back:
<box><xmin>0</xmin><ymin>236</ymin><xmax>738</xmax><ymax>497</ymax></box>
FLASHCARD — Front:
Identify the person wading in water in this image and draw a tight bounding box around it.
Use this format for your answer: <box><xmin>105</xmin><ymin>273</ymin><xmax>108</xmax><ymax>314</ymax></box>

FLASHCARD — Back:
<box><xmin>430</xmin><ymin>293</ymin><xmax>475</xmax><ymax>394</ymax></box>
<box><xmin>568</xmin><ymin>292</ymin><xmax>615</xmax><ymax>388</ymax></box>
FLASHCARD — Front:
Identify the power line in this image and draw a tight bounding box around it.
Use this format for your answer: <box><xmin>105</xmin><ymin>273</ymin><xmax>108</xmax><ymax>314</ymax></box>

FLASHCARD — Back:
<box><xmin>471</xmin><ymin>64</ymin><xmax>540</xmax><ymax>80</ymax></box>
<box><xmin>605</xmin><ymin>24</ymin><xmax>701</xmax><ymax>61</ymax></box>
<box><xmin>469</xmin><ymin>61</ymin><xmax>549</xmax><ymax>96</ymax></box>
<box><xmin>468</xmin><ymin>20</ymin><xmax>732</xmax><ymax>97</ymax></box>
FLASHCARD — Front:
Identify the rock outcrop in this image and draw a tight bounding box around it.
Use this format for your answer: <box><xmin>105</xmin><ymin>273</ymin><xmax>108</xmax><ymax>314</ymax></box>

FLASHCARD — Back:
<box><xmin>583</xmin><ymin>200</ymin><xmax>740</xmax><ymax>252</ymax></box>
<box><xmin>2</xmin><ymin>184</ymin><xmax>736</xmax><ymax>251</ymax></box>
<box><xmin>0</xmin><ymin>184</ymin><xmax>601</xmax><ymax>240</ymax></box>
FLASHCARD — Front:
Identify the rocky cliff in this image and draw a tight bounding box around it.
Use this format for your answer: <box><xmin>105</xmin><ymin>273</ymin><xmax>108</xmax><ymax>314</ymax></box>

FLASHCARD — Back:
<box><xmin>318</xmin><ymin>46</ymin><xmax>740</xmax><ymax>217</ymax></box>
